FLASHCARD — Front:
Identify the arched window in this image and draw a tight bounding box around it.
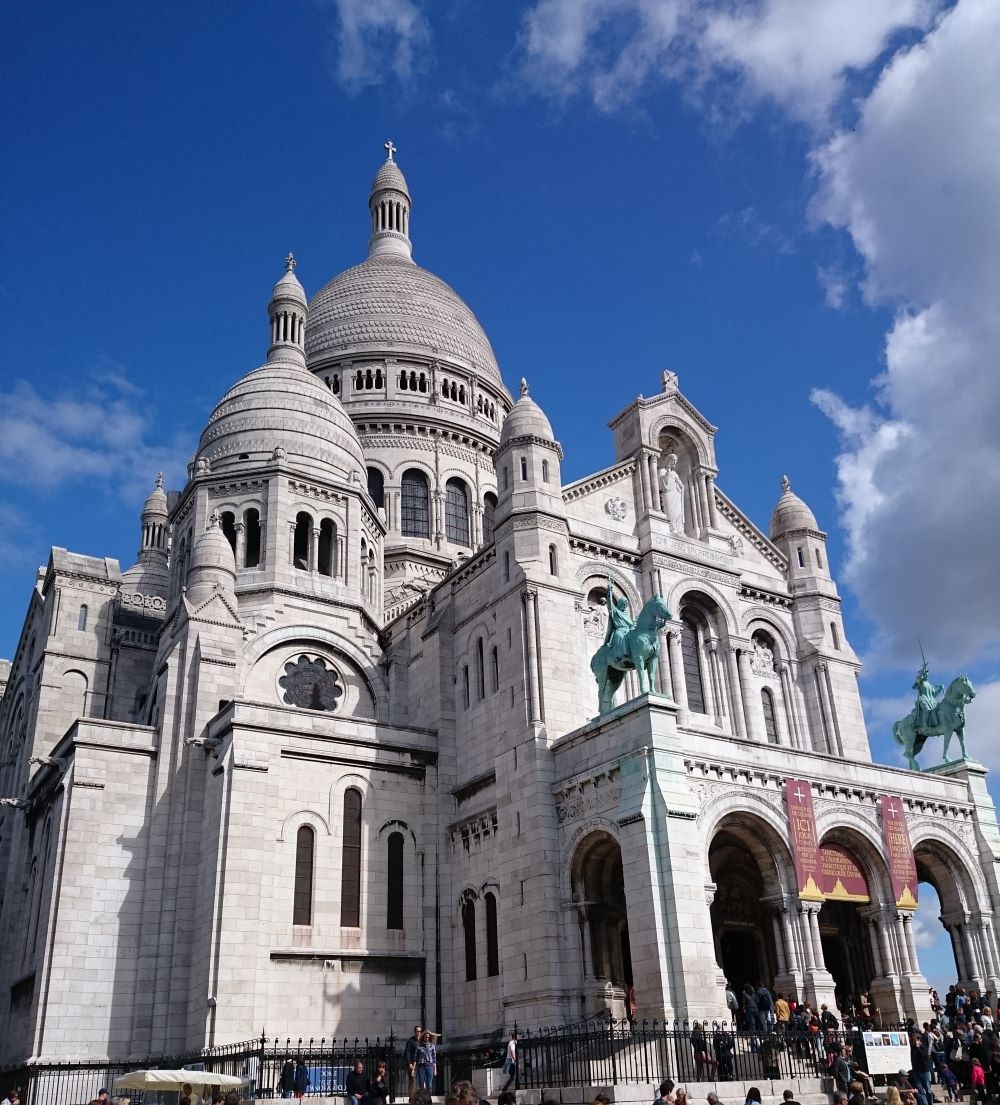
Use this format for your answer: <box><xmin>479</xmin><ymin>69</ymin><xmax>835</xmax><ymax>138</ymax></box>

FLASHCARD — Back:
<box><xmin>520</xmin><ymin>457</ymin><xmax>528</xmax><ymax>482</ymax></box>
<box><xmin>483</xmin><ymin>492</ymin><xmax>497</xmax><ymax>544</ymax></box>
<box><xmin>475</xmin><ymin>638</ymin><xmax>486</xmax><ymax>701</ymax></box>
<box><xmin>502</xmin><ymin>467</ymin><xmax>509</xmax><ymax>490</ymax></box>
<box><xmin>367</xmin><ymin>467</ymin><xmax>385</xmax><ymax>509</ymax></box>
<box><xmin>293</xmin><ymin>825</ymin><xmax>315</xmax><ymax>925</ymax></box>
<box><xmin>503</xmin><ymin>551</ymin><xmax>510</xmax><ymax>583</ymax></box>
<box><xmin>830</xmin><ymin>621</ymin><xmax>840</xmax><ymax>650</ymax></box>
<box><xmin>491</xmin><ymin>646</ymin><xmax>499</xmax><ymax>693</ymax></box>
<box><xmin>796</xmin><ymin>546</ymin><xmax>805</xmax><ymax>568</ymax></box>
<box><xmin>542</xmin><ymin>459</ymin><xmax>549</xmax><ymax>483</ymax></box>
<box><xmin>341</xmin><ymin>788</ymin><xmax>362</xmax><ymax>927</ymax></box>
<box><xmin>548</xmin><ymin>544</ymin><xmax>558</xmax><ymax>575</ymax></box>
<box><xmin>318</xmin><ymin>519</ymin><xmax>336</xmax><ymax>576</ymax></box>
<box><xmin>445</xmin><ymin>478</ymin><xmax>470</xmax><ymax>545</ymax></box>
<box><xmin>387</xmin><ymin>831</ymin><xmax>404</xmax><ymax>930</ymax></box>
<box><xmin>680</xmin><ymin>617</ymin><xmax>706</xmax><ymax>714</ymax></box>
<box><xmin>76</xmin><ymin>604</ymin><xmax>88</xmax><ymax>631</ymax></box>
<box><xmin>462</xmin><ymin>897</ymin><xmax>477</xmax><ymax>981</ymax></box>
<box><xmin>244</xmin><ymin>508</ymin><xmax>261</xmax><ymax>568</ymax></box>
<box><xmin>485</xmin><ymin>891</ymin><xmax>499</xmax><ymax>977</ymax></box>
<box><xmin>761</xmin><ymin>688</ymin><xmax>779</xmax><ymax>744</ymax></box>
<box><xmin>401</xmin><ymin>470</ymin><xmax>430</xmax><ymax>538</ymax></box>
<box><xmin>293</xmin><ymin>511</ymin><xmax>312</xmax><ymax>570</ymax></box>
<box><xmin>815</xmin><ymin>547</ymin><xmax>824</xmax><ymax>569</ymax></box>
<box><xmin>220</xmin><ymin>511</ymin><xmax>237</xmax><ymax>553</ymax></box>
<box><xmin>462</xmin><ymin>665</ymin><xmax>470</xmax><ymax>709</ymax></box>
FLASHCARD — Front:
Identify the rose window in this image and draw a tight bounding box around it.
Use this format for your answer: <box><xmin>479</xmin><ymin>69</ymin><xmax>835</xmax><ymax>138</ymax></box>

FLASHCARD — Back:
<box><xmin>278</xmin><ymin>655</ymin><xmax>344</xmax><ymax>712</ymax></box>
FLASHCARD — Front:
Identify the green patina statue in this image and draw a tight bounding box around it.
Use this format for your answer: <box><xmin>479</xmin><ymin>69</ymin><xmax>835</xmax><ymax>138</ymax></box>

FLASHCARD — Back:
<box><xmin>892</xmin><ymin>662</ymin><xmax>976</xmax><ymax>770</ymax></box>
<box><xmin>590</xmin><ymin>577</ymin><xmax>672</xmax><ymax>714</ymax></box>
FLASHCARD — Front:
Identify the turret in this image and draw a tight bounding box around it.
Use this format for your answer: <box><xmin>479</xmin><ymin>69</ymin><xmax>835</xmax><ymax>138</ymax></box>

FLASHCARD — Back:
<box><xmin>367</xmin><ymin>140</ymin><xmax>412</xmax><ymax>261</ymax></box>
<box><xmin>495</xmin><ymin>379</ymin><xmax>564</xmax><ymax>526</ymax></box>
<box><xmin>186</xmin><ymin>510</ymin><xmax>237</xmax><ymax>606</ymax></box>
<box><xmin>121</xmin><ymin>473</ymin><xmax>170</xmax><ymax>600</ymax></box>
<box><xmin>267</xmin><ymin>253</ymin><xmax>308</xmax><ymax>367</ymax></box>
<box><xmin>769</xmin><ymin>474</ymin><xmax>832</xmax><ymax>586</ymax></box>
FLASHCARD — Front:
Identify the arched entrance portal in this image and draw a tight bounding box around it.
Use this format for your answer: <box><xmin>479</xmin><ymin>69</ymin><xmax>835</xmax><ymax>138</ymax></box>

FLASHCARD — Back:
<box><xmin>815</xmin><ymin>834</ymin><xmax>879</xmax><ymax>1011</ymax></box>
<box><xmin>709</xmin><ymin>818</ymin><xmax>789</xmax><ymax>994</ymax></box>
<box><xmin>571</xmin><ymin>832</ymin><xmax>633</xmax><ymax>1016</ymax></box>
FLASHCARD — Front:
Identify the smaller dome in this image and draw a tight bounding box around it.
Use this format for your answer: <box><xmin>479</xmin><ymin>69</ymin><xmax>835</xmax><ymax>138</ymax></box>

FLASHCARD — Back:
<box><xmin>187</xmin><ymin>511</ymin><xmax>237</xmax><ymax>604</ymax></box>
<box><xmin>371</xmin><ymin>157</ymin><xmax>410</xmax><ymax>198</ymax></box>
<box><xmin>272</xmin><ymin>257</ymin><xmax>307</xmax><ymax>306</ymax></box>
<box><xmin>769</xmin><ymin>475</ymin><xmax>819</xmax><ymax>540</ymax></box>
<box><xmin>197</xmin><ymin>361</ymin><xmax>365</xmax><ymax>480</ymax></box>
<box><xmin>499</xmin><ymin>379</ymin><xmax>555</xmax><ymax>447</ymax></box>
<box><xmin>142</xmin><ymin>472</ymin><xmax>168</xmax><ymax>517</ymax></box>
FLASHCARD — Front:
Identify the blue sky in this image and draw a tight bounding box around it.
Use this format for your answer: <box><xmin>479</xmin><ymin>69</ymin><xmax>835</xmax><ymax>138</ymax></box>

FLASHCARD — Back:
<box><xmin>2</xmin><ymin>0</ymin><xmax>998</xmax><ymax>994</ymax></box>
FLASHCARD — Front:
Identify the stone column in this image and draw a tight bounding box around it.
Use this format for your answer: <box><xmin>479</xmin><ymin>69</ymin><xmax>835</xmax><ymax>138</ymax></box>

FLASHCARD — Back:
<box><xmin>288</xmin><ymin>521</ymin><xmax>296</xmax><ymax>567</ymax></box>
<box><xmin>637</xmin><ymin>451</ymin><xmax>652</xmax><ymax>513</ymax></box>
<box><xmin>648</xmin><ymin>453</ymin><xmax>661</xmax><ymax>512</ymax></box>
<box><xmin>653</xmin><ymin>569</ymin><xmax>672</xmax><ymax>697</ymax></box>
<box><xmin>800</xmin><ymin>901</ymin><xmax>837</xmax><ymax>1010</ymax></box>
<box><xmin>726</xmin><ymin>647</ymin><xmax>747</xmax><ymax>738</ymax></box>
<box><xmin>895</xmin><ymin>912</ymin><xmax>914</xmax><ymax>973</ymax></box>
<box><xmin>859</xmin><ymin>906</ymin><xmax>884</xmax><ymax>976</ymax></box>
<box><xmin>522</xmin><ymin>588</ymin><xmax>542</xmax><ymax>724</ymax></box>
<box><xmin>738</xmin><ymin>648</ymin><xmax>765</xmax><ymax>741</ymax></box>
<box><xmin>234</xmin><ymin>522</ymin><xmax>246</xmax><ymax>568</ymax></box>
<box><xmin>577</xmin><ymin>904</ymin><xmax>594</xmax><ymax>980</ymax></box>
<box><xmin>797</xmin><ymin>906</ymin><xmax>816</xmax><ymax>969</ymax></box>
<box><xmin>705</xmin><ymin>473</ymin><xmax>720</xmax><ymax>530</ymax></box>
<box><xmin>708</xmin><ymin>641</ymin><xmax>728</xmax><ymax>723</ymax></box>
<box><xmin>962</xmin><ymin>921</ymin><xmax>985</xmax><ymax>987</ymax></box>
<box><xmin>779</xmin><ymin>664</ymin><xmax>801</xmax><ymax>750</ymax></box>
<box><xmin>310</xmin><ymin>527</ymin><xmax>319</xmax><ymax>572</ymax></box>
<box><xmin>813</xmin><ymin>663</ymin><xmax>838</xmax><ymax>754</ymax></box>
<box><xmin>667</xmin><ymin>630</ymin><xmax>688</xmax><ymax>712</ymax></box>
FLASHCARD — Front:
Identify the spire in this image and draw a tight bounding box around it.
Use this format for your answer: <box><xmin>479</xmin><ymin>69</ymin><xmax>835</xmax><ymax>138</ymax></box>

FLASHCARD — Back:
<box><xmin>267</xmin><ymin>254</ymin><xmax>307</xmax><ymax>367</ymax></box>
<box><xmin>368</xmin><ymin>142</ymin><xmax>413</xmax><ymax>261</ymax></box>
<box><xmin>139</xmin><ymin>471</ymin><xmax>168</xmax><ymax>561</ymax></box>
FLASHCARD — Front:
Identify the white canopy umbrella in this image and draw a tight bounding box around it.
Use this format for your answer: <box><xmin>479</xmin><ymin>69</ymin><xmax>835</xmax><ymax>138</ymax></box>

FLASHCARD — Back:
<box><xmin>113</xmin><ymin>1071</ymin><xmax>250</xmax><ymax>1091</ymax></box>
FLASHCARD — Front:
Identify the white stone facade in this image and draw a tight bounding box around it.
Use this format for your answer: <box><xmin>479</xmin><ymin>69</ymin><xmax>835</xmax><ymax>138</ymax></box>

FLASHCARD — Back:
<box><xmin>1</xmin><ymin>154</ymin><xmax>999</xmax><ymax>1065</ymax></box>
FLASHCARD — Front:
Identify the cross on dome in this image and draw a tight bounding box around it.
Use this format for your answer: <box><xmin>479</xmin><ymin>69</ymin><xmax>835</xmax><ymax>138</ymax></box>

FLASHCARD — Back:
<box><xmin>384</xmin><ymin>139</ymin><xmax>397</xmax><ymax>162</ymax></box>
<box><xmin>781</xmin><ymin>474</ymin><xmax>791</xmax><ymax>493</ymax></box>
<box><xmin>155</xmin><ymin>472</ymin><xmax>164</xmax><ymax>490</ymax></box>
<box><xmin>520</xmin><ymin>378</ymin><xmax>529</xmax><ymax>397</ymax></box>
<box><xmin>285</xmin><ymin>252</ymin><xmax>297</xmax><ymax>273</ymax></box>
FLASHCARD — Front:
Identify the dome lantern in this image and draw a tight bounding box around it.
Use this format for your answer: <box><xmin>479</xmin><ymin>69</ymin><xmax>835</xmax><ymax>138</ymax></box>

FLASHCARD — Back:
<box><xmin>267</xmin><ymin>253</ymin><xmax>308</xmax><ymax>367</ymax></box>
<box><xmin>368</xmin><ymin>140</ymin><xmax>412</xmax><ymax>261</ymax></box>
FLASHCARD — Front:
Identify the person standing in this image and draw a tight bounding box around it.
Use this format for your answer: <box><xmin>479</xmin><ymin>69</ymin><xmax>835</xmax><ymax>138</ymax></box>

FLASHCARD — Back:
<box><xmin>416</xmin><ymin>1031</ymin><xmax>437</xmax><ymax>1093</ymax></box>
<box><xmin>501</xmin><ymin>1031</ymin><xmax>519</xmax><ymax>1093</ymax></box>
<box><xmin>279</xmin><ymin>1059</ymin><xmax>296</xmax><ymax>1099</ymax></box>
<box><xmin>293</xmin><ymin>1058</ymin><xmax>310</xmax><ymax>1100</ymax></box>
<box><xmin>404</xmin><ymin>1025</ymin><xmax>422</xmax><ymax>1095</ymax></box>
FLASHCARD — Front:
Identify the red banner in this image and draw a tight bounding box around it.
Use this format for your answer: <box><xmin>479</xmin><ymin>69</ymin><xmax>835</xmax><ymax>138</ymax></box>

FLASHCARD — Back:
<box><xmin>786</xmin><ymin>780</ymin><xmax>871</xmax><ymax>902</ymax></box>
<box><xmin>786</xmin><ymin>779</ymin><xmax>823</xmax><ymax>900</ymax></box>
<box><xmin>881</xmin><ymin>795</ymin><xmax>919</xmax><ymax>908</ymax></box>
<box><xmin>818</xmin><ymin>843</ymin><xmax>870</xmax><ymax>902</ymax></box>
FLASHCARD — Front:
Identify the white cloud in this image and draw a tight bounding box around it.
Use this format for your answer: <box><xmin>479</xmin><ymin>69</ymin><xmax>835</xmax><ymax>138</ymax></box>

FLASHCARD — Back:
<box><xmin>0</xmin><ymin>372</ymin><xmax>190</xmax><ymax>498</ymax></box>
<box><xmin>810</xmin><ymin>0</ymin><xmax>1000</xmax><ymax>669</ymax></box>
<box><xmin>331</xmin><ymin>0</ymin><xmax>430</xmax><ymax>92</ymax></box>
<box><xmin>514</xmin><ymin>0</ymin><xmax>933</xmax><ymax>121</ymax></box>
<box><xmin>817</xmin><ymin>264</ymin><xmax>849</xmax><ymax>309</ymax></box>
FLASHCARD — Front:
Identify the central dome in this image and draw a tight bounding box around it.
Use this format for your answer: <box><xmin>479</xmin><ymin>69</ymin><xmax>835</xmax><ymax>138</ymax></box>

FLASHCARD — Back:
<box><xmin>305</xmin><ymin>253</ymin><xmax>502</xmax><ymax>384</ymax></box>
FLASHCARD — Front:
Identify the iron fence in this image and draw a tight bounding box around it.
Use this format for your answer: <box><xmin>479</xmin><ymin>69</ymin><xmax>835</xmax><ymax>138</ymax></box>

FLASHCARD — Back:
<box><xmin>1</xmin><ymin>1019</ymin><xmax>901</xmax><ymax>1105</ymax></box>
<box><xmin>448</xmin><ymin>1019</ymin><xmax>891</xmax><ymax>1091</ymax></box>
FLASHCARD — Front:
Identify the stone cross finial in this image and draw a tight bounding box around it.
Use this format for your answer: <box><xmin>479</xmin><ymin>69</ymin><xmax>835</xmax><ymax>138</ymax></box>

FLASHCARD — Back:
<box><xmin>155</xmin><ymin>471</ymin><xmax>164</xmax><ymax>490</ymax></box>
<box><xmin>384</xmin><ymin>139</ymin><xmax>397</xmax><ymax>162</ymax></box>
<box><xmin>781</xmin><ymin>474</ymin><xmax>791</xmax><ymax>493</ymax></box>
<box><xmin>285</xmin><ymin>252</ymin><xmax>296</xmax><ymax>272</ymax></box>
<box><xmin>520</xmin><ymin>378</ymin><xmax>529</xmax><ymax>397</ymax></box>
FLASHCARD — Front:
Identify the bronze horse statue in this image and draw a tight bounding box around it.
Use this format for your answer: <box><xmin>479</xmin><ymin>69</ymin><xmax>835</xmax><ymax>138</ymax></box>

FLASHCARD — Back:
<box><xmin>590</xmin><ymin>594</ymin><xmax>672</xmax><ymax>714</ymax></box>
<box><xmin>892</xmin><ymin>674</ymin><xmax>976</xmax><ymax>770</ymax></box>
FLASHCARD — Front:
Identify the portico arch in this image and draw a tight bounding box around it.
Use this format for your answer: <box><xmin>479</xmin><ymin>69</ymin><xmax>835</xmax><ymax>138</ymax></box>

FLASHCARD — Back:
<box><xmin>570</xmin><ymin>830</ymin><xmax>633</xmax><ymax>1017</ymax></box>
<box><xmin>708</xmin><ymin>812</ymin><xmax>796</xmax><ymax>995</ymax></box>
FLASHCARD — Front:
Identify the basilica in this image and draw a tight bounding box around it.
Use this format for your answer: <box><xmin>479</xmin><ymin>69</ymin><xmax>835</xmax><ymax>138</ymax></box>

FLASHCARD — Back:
<box><xmin>1</xmin><ymin>149</ymin><xmax>998</xmax><ymax>1065</ymax></box>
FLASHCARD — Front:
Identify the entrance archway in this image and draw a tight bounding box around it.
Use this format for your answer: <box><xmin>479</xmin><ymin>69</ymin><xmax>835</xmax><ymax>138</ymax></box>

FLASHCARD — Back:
<box><xmin>913</xmin><ymin>836</ymin><xmax>988</xmax><ymax>990</ymax></box>
<box><xmin>571</xmin><ymin>832</ymin><xmax>633</xmax><ymax>1009</ymax></box>
<box><xmin>708</xmin><ymin>816</ymin><xmax>790</xmax><ymax>993</ymax></box>
<box><xmin>815</xmin><ymin>830</ymin><xmax>881</xmax><ymax>1011</ymax></box>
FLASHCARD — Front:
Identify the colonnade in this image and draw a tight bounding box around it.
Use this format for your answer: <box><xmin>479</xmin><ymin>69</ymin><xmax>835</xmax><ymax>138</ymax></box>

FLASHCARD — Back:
<box><xmin>634</xmin><ymin>447</ymin><xmax>719</xmax><ymax>535</ymax></box>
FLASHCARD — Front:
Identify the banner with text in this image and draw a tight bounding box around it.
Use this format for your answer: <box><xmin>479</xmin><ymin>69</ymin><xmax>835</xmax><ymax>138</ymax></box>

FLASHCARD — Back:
<box><xmin>786</xmin><ymin>781</ymin><xmax>871</xmax><ymax>902</ymax></box>
<box><xmin>786</xmin><ymin>779</ymin><xmax>823</xmax><ymax>900</ymax></box>
<box><xmin>881</xmin><ymin>795</ymin><xmax>919</xmax><ymax>908</ymax></box>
